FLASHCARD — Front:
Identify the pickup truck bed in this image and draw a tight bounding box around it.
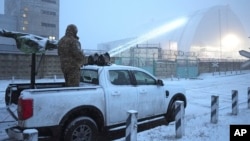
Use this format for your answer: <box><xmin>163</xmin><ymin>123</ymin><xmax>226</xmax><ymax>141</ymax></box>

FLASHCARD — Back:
<box><xmin>5</xmin><ymin>82</ymin><xmax>65</xmax><ymax>105</ymax></box>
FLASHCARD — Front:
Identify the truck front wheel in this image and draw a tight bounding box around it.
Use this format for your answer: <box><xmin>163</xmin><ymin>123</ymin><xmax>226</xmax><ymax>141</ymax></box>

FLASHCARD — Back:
<box><xmin>63</xmin><ymin>117</ymin><xmax>98</xmax><ymax>141</ymax></box>
<box><xmin>165</xmin><ymin>98</ymin><xmax>185</xmax><ymax>124</ymax></box>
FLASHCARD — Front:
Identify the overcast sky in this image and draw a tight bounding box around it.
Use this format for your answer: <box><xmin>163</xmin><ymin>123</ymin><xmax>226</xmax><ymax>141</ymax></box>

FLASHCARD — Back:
<box><xmin>0</xmin><ymin>0</ymin><xmax>249</xmax><ymax>50</ymax></box>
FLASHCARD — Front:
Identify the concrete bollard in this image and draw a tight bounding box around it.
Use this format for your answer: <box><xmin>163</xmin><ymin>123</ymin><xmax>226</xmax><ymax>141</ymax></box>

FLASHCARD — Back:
<box><xmin>23</xmin><ymin>129</ymin><xmax>38</xmax><ymax>141</ymax></box>
<box><xmin>248</xmin><ymin>87</ymin><xmax>250</xmax><ymax>109</ymax></box>
<box><xmin>211</xmin><ymin>95</ymin><xmax>219</xmax><ymax>124</ymax></box>
<box><xmin>232</xmin><ymin>90</ymin><xmax>238</xmax><ymax>115</ymax></box>
<box><xmin>175</xmin><ymin>100</ymin><xmax>185</xmax><ymax>138</ymax></box>
<box><xmin>126</xmin><ymin>110</ymin><xmax>138</xmax><ymax>141</ymax></box>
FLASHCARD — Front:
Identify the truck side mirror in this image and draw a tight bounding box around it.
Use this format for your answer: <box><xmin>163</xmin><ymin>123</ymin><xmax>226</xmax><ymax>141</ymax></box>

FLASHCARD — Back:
<box><xmin>157</xmin><ymin>79</ymin><xmax>164</xmax><ymax>86</ymax></box>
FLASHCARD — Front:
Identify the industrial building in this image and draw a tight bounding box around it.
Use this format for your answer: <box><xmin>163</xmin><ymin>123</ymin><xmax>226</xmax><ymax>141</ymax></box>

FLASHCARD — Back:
<box><xmin>0</xmin><ymin>0</ymin><xmax>60</xmax><ymax>79</ymax></box>
<box><xmin>0</xmin><ymin>0</ymin><xmax>59</xmax><ymax>53</ymax></box>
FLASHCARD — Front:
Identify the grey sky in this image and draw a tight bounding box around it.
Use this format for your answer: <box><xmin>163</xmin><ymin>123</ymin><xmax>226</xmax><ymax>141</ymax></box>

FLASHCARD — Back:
<box><xmin>0</xmin><ymin>0</ymin><xmax>3</xmax><ymax>14</ymax></box>
<box><xmin>1</xmin><ymin>0</ymin><xmax>250</xmax><ymax>49</ymax></box>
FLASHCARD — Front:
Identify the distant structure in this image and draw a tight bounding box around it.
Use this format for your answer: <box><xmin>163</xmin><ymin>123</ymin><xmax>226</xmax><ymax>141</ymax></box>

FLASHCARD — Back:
<box><xmin>0</xmin><ymin>0</ymin><xmax>59</xmax><ymax>54</ymax></box>
<box><xmin>98</xmin><ymin>5</ymin><xmax>249</xmax><ymax>60</ymax></box>
<box><xmin>0</xmin><ymin>0</ymin><xmax>60</xmax><ymax>79</ymax></box>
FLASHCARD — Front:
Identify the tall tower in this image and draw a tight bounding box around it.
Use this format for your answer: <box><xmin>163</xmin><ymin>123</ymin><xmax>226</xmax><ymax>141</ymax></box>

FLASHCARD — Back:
<box><xmin>4</xmin><ymin>0</ymin><xmax>59</xmax><ymax>40</ymax></box>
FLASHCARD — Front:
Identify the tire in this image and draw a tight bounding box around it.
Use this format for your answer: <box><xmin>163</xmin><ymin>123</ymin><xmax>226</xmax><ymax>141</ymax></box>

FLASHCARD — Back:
<box><xmin>63</xmin><ymin>117</ymin><xmax>98</xmax><ymax>141</ymax></box>
<box><xmin>166</xmin><ymin>99</ymin><xmax>184</xmax><ymax>124</ymax></box>
<box><xmin>166</xmin><ymin>100</ymin><xmax>175</xmax><ymax>123</ymax></box>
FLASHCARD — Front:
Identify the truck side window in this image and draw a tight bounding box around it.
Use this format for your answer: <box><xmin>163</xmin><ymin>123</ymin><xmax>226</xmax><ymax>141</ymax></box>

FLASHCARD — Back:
<box><xmin>109</xmin><ymin>70</ymin><xmax>131</xmax><ymax>85</ymax></box>
<box><xmin>80</xmin><ymin>69</ymin><xmax>99</xmax><ymax>85</ymax></box>
<box><xmin>133</xmin><ymin>71</ymin><xmax>156</xmax><ymax>85</ymax></box>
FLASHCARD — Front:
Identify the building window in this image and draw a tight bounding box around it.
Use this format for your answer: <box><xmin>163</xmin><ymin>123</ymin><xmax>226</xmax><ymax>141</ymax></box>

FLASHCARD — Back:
<box><xmin>41</xmin><ymin>10</ymin><xmax>56</xmax><ymax>16</ymax></box>
<box><xmin>22</xmin><ymin>13</ymin><xmax>27</xmax><ymax>18</ymax></box>
<box><xmin>41</xmin><ymin>0</ymin><xmax>56</xmax><ymax>4</ymax></box>
<box><xmin>24</xmin><ymin>7</ymin><xmax>29</xmax><ymax>11</ymax></box>
<box><xmin>41</xmin><ymin>22</ymin><xmax>56</xmax><ymax>28</ymax></box>
<box><xmin>22</xmin><ymin>27</ymin><xmax>26</xmax><ymax>31</ymax></box>
<box><xmin>23</xmin><ymin>21</ymin><xmax>28</xmax><ymax>24</ymax></box>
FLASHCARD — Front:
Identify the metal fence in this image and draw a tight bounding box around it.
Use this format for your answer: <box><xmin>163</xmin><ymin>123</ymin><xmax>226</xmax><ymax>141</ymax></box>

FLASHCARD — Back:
<box><xmin>113</xmin><ymin>56</ymin><xmax>247</xmax><ymax>78</ymax></box>
<box><xmin>0</xmin><ymin>45</ymin><xmax>248</xmax><ymax>79</ymax></box>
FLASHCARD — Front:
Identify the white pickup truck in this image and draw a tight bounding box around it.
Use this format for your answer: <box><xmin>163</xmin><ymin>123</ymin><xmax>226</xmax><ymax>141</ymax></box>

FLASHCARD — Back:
<box><xmin>6</xmin><ymin>64</ymin><xmax>186</xmax><ymax>141</ymax></box>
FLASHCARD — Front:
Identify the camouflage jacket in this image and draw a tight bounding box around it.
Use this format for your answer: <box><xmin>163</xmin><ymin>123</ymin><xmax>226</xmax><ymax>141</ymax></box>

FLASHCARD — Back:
<box><xmin>58</xmin><ymin>25</ymin><xmax>84</xmax><ymax>70</ymax></box>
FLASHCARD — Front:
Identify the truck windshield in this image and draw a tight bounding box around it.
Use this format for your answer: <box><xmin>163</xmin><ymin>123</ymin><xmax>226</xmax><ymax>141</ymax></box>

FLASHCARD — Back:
<box><xmin>80</xmin><ymin>69</ymin><xmax>99</xmax><ymax>84</ymax></box>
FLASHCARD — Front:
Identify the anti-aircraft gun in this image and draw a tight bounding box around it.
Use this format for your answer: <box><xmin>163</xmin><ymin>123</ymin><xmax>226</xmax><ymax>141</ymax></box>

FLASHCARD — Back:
<box><xmin>0</xmin><ymin>29</ymin><xmax>58</xmax><ymax>88</ymax></box>
<box><xmin>0</xmin><ymin>29</ymin><xmax>111</xmax><ymax>106</ymax></box>
<box><xmin>0</xmin><ymin>29</ymin><xmax>58</xmax><ymax>106</ymax></box>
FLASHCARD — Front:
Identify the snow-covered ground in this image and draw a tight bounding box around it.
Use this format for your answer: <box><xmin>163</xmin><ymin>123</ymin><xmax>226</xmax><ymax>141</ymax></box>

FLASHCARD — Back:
<box><xmin>1</xmin><ymin>70</ymin><xmax>250</xmax><ymax>141</ymax></box>
<box><xmin>116</xmin><ymin>70</ymin><xmax>250</xmax><ymax>141</ymax></box>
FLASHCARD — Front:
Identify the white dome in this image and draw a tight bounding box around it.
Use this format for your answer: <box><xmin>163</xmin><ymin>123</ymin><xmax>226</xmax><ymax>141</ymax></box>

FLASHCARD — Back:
<box><xmin>161</xmin><ymin>5</ymin><xmax>249</xmax><ymax>59</ymax></box>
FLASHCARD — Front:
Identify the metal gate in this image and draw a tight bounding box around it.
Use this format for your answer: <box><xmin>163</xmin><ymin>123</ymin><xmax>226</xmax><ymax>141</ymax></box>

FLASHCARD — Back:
<box><xmin>176</xmin><ymin>59</ymin><xmax>198</xmax><ymax>78</ymax></box>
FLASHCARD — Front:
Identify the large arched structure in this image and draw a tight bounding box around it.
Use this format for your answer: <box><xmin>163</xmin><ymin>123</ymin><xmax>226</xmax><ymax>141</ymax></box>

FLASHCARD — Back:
<box><xmin>100</xmin><ymin>5</ymin><xmax>249</xmax><ymax>59</ymax></box>
<box><xmin>161</xmin><ymin>5</ymin><xmax>249</xmax><ymax>59</ymax></box>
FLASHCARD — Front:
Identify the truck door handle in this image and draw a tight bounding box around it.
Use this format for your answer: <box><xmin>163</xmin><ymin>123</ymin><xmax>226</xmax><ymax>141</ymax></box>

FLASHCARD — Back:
<box><xmin>166</xmin><ymin>91</ymin><xmax>169</xmax><ymax>98</ymax></box>
<box><xmin>111</xmin><ymin>91</ymin><xmax>120</xmax><ymax>96</ymax></box>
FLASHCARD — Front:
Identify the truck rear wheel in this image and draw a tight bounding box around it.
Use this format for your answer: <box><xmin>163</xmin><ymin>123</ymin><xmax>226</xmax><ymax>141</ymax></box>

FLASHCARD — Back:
<box><xmin>63</xmin><ymin>117</ymin><xmax>98</xmax><ymax>141</ymax></box>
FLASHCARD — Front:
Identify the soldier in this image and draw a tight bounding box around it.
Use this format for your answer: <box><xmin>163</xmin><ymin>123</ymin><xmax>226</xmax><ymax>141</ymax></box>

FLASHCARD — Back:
<box><xmin>58</xmin><ymin>24</ymin><xmax>85</xmax><ymax>87</ymax></box>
